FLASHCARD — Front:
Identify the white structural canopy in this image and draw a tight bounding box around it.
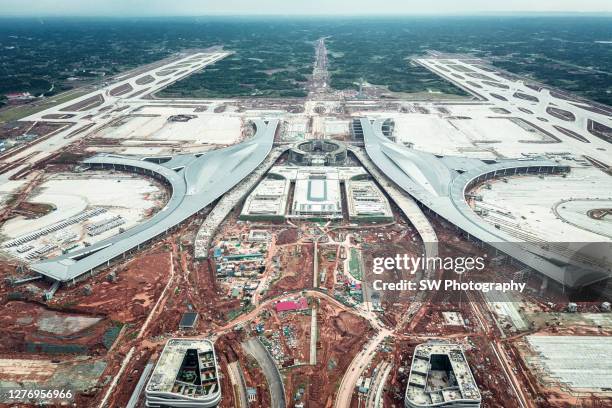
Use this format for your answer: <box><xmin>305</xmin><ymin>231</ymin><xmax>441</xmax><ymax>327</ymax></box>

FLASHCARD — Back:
<box><xmin>360</xmin><ymin>117</ymin><xmax>610</xmax><ymax>288</ymax></box>
<box><xmin>30</xmin><ymin>119</ymin><xmax>278</xmax><ymax>283</ymax></box>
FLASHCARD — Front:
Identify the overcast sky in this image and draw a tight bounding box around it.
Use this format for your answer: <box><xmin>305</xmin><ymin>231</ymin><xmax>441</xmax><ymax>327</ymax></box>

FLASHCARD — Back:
<box><xmin>1</xmin><ymin>0</ymin><xmax>611</xmax><ymax>17</ymax></box>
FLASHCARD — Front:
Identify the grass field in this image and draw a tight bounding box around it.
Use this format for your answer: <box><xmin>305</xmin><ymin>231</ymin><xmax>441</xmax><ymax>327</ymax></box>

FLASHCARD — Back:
<box><xmin>0</xmin><ymin>89</ymin><xmax>89</xmax><ymax>123</ymax></box>
<box><xmin>348</xmin><ymin>248</ymin><xmax>363</xmax><ymax>281</ymax></box>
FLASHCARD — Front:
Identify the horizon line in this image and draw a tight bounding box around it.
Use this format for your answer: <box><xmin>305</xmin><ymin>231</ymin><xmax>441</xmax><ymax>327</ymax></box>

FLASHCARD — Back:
<box><xmin>1</xmin><ymin>11</ymin><xmax>612</xmax><ymax>18</ymax></box>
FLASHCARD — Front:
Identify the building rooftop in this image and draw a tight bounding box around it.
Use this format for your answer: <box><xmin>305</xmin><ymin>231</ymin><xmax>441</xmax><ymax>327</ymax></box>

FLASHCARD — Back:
<box><xmin>293</xmin><ymin>176</ymin><xmax>341</xmax><ymax>217</ymax></box>
<box><xmin>240</xmin><ymin>177</ymin><xmax>289</xmax><ymax>218</ymax></box>
<box><xmin>179</xmin><ymin>312</ymin><xmax>199</xmax><ymax>329</ymax></box>
<box><xmin>146</xmin><ymin>339</ymin><xmax>221</xmax><ymax>407</ymax></box>
<box><xmin>346</xmin><ymin>179</ymin><xmax>393</xmax><ymax>221</ymax></box>
<box><xmin>275</xmin><ymin>298</ymin><xmax>308</xmax><ymax>313</ymax></box>
<box><xmin>526</xmin><ymin>335</ymin><xmax>612</xmax><ymax>391</ymax></box>
<box><xmin>405</xmin><ymin>342</ymin><xmax>481</xmax><ymax>408</ymax></box>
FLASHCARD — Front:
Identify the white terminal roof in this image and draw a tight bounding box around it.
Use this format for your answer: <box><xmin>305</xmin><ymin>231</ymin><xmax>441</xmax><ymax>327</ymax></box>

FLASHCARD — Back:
<box><xmin>264</xmin><ymin>165</ymin><xmax>368</xmax><ymax>218</ymax></box>
<box><xmin>361</xmin><ymin>117</ymin><xmax>611</xmax><ymax>288</ymax></box>
<box><xmin>30</xmin><ymin>119</ymin><xmax>278</xmax><ymax>282</ymax></box>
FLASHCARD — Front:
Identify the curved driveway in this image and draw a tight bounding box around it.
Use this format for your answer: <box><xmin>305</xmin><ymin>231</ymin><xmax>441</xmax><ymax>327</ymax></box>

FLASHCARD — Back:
<box><xmin>242</xmin><ymin>337</ymin><xmax>286</xmax><ymax>408</ymax></box>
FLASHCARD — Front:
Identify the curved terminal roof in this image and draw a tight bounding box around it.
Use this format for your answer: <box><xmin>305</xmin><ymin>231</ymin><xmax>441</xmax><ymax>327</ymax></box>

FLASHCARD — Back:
<box><xmin>361</xmin><ymin>117</ymin><xmax>610</xmax><ymax>288</ymax></box>
<box><xmin>31</xmin><ymin>119</ymin><xmax>278</xmax><ymax>282</ymax></box>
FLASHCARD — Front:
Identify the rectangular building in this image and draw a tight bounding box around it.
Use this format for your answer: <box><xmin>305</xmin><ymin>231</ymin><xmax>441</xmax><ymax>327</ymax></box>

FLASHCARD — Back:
<box><xmin>243</xmin><ymin>166</ymin><xmax>370</xmax><ymax>221</ymax></box>
<box><xmin>146</xmin><ymin>339</ymin><xmax>221</xmax><ymax>408</ymax></box>
<box><xmin>240</xmin><ymin>177</ymin><xmax>289</xmax><ymax>221</ymax></box>
<box><xmin>405</xmin><ymin>342</ymin><xmax>481</xmax><ymax>408</ymax></box>
<box><xmin>346</xmin><ymin>179</ymin><xmax>393</xmax><ymax>222</ymax></box>
<box><xmin>291</xmin><ymin>172</ymin><xmax>342</xmax><ymax>220</ymax></box>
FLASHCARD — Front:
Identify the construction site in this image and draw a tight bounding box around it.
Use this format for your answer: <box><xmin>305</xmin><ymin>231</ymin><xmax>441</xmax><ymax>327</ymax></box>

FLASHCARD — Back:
<box><xmin>0</xmin><ymin>39</ymin><xmax>610</xmax><ymax>408</ymax></box>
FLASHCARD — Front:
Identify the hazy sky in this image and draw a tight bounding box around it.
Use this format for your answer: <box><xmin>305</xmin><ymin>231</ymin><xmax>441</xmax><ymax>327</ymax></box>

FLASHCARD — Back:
<box><xmin>1</xmin><ymin>0</ymin><xmax>611</xmax><ymax>16</ymax></box>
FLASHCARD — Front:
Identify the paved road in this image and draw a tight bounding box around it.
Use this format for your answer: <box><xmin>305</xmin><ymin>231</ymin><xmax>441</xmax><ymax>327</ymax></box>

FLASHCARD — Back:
<box><xmin>366</xmin><ymin>360</ymin><xmax>392</xmax><ymax>408</ymax></box>
<box><xmin>313</xmin><ymin>240</ymin><xmax>319</xmax><ymax>287</ymax></box>
<box><xmin>242</xmin><ymin>337</ymin><xmax>286</xmax><ymax>408</ymax></box>
<box><xmin>334</xmin><ymin>328</ymin><xmax>390</xmax><ymax>408</ymax></box>
<box><xmin>228</xmin><ymin>361</ymin><xmax>249</xmax><ymax>408</ymax></box>
<box><xmin>310</xmin><ymin>308</ymin><xmax>317</xmax><ymax>365</ymax></box>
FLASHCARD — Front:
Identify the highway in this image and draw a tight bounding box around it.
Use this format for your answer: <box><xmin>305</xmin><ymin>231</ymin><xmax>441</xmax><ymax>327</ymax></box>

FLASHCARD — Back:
<box><xmin>366</xmin><ymin>360</ymin><xmax>392</xmax><ymax>408</ymax></box>
<box><xmin>242</xmin><ymin>337</ymin><xmax>287</xmax><ymax>408</ymax></box>
<box><xmin>334</xmin><ymin>328</ymin><xmax>390</xmax><ymax>408</ymax></box>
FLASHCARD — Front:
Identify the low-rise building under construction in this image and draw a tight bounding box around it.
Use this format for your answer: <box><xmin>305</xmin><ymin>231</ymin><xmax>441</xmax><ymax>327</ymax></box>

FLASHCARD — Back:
<box><xmin>291</xmin><ymin>171</ymin><xmax>342</xmax><ymax>220</ymax></box>
<box><xmin>346</xmin><ymin>179</ymin><xmax>393</xmax><ymax>222</ymax></box>
<box><xmin>241</xmin><ymin>164</ymin><xmax>392</xmax><ymax>222</ymax></box>
<box><xmin>146</xmin><ymin>339</ymin><xmax>221</xmax><ymax>408</ymax></box>
<box><xmin>240</xmin><ymin>176</ymin><xmax>289</xmax><ymax>221</ymax></box>
<box><xmin>405</xmin><ymin>342</ymin><xmax>481</xmax><ymax>408</ymax></box>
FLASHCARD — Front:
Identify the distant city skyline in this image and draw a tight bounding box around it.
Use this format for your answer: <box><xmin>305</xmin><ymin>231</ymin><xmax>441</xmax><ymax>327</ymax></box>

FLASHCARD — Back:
<box><xmin>1</xmin><ymin>0</ymin><xmax>611</xmax><ymax>17</ymax></box>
